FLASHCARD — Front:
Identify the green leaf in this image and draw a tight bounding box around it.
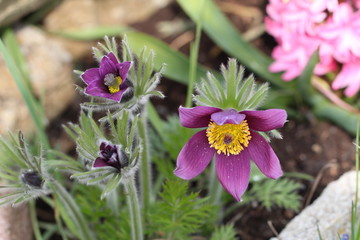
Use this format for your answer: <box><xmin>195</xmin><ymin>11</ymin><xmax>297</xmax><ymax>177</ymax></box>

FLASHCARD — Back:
<box><xmin>177</xmin><ymin>0</ymin><xmax>294</xmax><ymax>89</ymax></box>
<box><xmin>71</xmin><ymin>168</ymin><xmax>109</xmax><ymax>179</ymax></box>
<box><xmin>50</xmin><ymin>26</ymin><xmax>130</xmax><ymax>41</ymax></box>
<box><xmin>101</xmin><ymin>174</ymin><xmax>122</xmax><ymax>199</ymax></box>
<box><xmin>150</xmin><ymin>179</ymin><xmax>215</xmax><ymax>238</ymax></box>
<box><xmin>210</xmin><ymin>224</ymin><xmax>237</xmax><ymax>240</ymax></box>
<box><xmin>247</xmin><ymin>178</ymin><xmax>303</xmax><ymax>211</ymax></box>
<box><xmin>147</xmin><ymin>103</ymin><xmax>165</xmax><ymax>139</ymax></box>
<box><xmin>312</xmin><ymin>95</ymin><xmax>360</xmax><ymax>135</ymax></box>
<box><xmin>124</xmin><ymin>31</ymin><xmax>220</xmax><ymax>85</ymax></box>
<box><xmin>298</xmin><ymin>50</ymin><xmax>319</xmax><ymax>98</ymax></box>
<box><xmin>0</xmin><ymin>35</ymin><xmax>49</xmax><ymax>148</ymax></box>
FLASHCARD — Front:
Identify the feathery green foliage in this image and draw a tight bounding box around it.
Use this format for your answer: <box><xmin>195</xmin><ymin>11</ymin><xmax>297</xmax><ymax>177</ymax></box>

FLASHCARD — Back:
<box><xmin>194</xmin><ymin>59</ymin><xmax>269</xmax><ymax>111</ymax></box>
<box><xmin>0</xmin><ymin>133</ymin><xmax>50</xmax><ymax>206</ymax></box>
<box><xmin>210</xmin><ymin>224</ymin><xmax>237</xmax><ymax>240</ymax></box>
<box><xmin>74</xmin><ymin>185</ymin><xmax>131</xmax><ymax>240</ymax></box>
<box><xmin>150</xmin><ymin>179</ymin><xmax>215</xmax><ymax>239</ymax></box>
<box><xmin>247</xmin><ymin>178</ymin><xmax>303</xmax><ymax>211</ymax></box>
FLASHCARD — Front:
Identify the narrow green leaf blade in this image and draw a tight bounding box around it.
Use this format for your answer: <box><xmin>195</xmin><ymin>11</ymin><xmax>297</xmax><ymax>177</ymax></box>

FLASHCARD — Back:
<box><xmin>50</xmin><ymin>26</ymin><xmax>130</xmax><ymax>41</ymax></box>
<box><xmin>177</xmin><ymin>0</ymin><xmax>294</xmax><ymax>89</ymax></box>
<box><xmin>124</xmin><ymin>31</ymin><xmax>220</xmax><ymax>84</ymax></box>
<box><xmin>298</xmin><ymin>50</ymin><xmax>319</xmax><ymax>98</ymax></box>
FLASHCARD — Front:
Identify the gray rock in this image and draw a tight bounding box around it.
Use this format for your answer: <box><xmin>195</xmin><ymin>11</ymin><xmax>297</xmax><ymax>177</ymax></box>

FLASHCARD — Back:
<box><xmin>43</xmin><ymin>0</ymin><xmax>172</xmax><ymax>59</ymax></box>
<box><xmin>0</xmin><ymin>191</ymin><xmax>32</xmax><ymax>240</ymax></box>
<box><xmin>271</xmin><ymin>171</ymin><xmax>359</xmax><ymax>240</ymax></box>
<box><xmin>0</xmin><ymin>26</ymin><xmax>75</xmax><ymax>135</ymax></box>
<box><xmin>0</xmin><ymin>0</ymin><xmax>49</xmax><ymax>27</ymax></box>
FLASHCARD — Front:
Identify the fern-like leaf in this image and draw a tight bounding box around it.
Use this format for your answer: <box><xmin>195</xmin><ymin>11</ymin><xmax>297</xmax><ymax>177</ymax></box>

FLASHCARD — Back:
<box><xmin>150</xmin><ymin>179</ymin><xmax>214</xmax><ymax>238</ymax></box>
<box><xmin>247</xmin><ymin>178</ymin><xmax>303</xmax><ymax>211</ymax></box>
<box><xmin>210</xmin><ymin>224</ymin><xmax>237</xmax><ymax>240</ymax></box>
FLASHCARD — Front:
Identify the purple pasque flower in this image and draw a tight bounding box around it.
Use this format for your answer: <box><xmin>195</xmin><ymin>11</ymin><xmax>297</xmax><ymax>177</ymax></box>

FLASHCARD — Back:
<box><xmin>174</xmin><ymin>106</ymin><xmax>287</xmax><ymax>201</ymax></box>
<box><xmin>93</xmin><ymin>141</ymin><xmax>128</xmax><ymax>171</ymax></box>
<box><xmin>81</xmin><ymin>52</ymin><xmax>132</xmax><ymax>102</ymax></box>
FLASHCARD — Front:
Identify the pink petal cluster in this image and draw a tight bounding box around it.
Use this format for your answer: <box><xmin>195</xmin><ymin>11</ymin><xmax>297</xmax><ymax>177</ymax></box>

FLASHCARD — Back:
<box><xmin>266</xmin><ymin>0</ymin><xmax>360</xmax><ymax>96</ymax></box>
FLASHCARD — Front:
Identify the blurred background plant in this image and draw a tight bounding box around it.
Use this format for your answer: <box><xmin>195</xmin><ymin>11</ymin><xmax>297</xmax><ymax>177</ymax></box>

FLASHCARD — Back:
<box><xmin>0</xmin><ymin>0</ymin><xmax>358</xmax><ymax>239</ymax></box>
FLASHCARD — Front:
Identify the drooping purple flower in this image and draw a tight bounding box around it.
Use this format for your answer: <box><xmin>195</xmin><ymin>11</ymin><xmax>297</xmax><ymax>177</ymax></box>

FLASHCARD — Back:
<box><xmin>81</xmin><ymin>52</ymin><xmax>132</xmax><ymax>102</ymax></box>
<box><xmin>174</xmin><ymin>106</ymin><xmax>287</xmax><ymax>201</ymax></box>
<box><xmin>93</xmin><ymin>141</ymin><xmax>128</xmax><ymax>171</ymax></box>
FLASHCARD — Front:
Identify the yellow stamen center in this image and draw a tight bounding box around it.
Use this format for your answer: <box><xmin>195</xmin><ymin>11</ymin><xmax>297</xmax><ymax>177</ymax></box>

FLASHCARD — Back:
<box><xmin>107</xmin><ymin>76</ymin><xmax>123</xmax><ymax>94</ymax></box>
<box><xmin>206</xmin><ymin>120</ymin><xmax>251</xmax><ymax>156</ymax></box>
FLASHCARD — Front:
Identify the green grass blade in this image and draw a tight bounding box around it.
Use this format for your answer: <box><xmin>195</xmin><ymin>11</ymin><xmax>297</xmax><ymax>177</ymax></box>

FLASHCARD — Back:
<box><xmin>147</xmin><ymin>103</ymin><xmax>165</xmax><ymax>140</ymax></box>
<box><xmin>49</xmin><ymin>26</ymin><xmax>130</xmax><ymax>41</ymax></box>
<box><xmin>2</xmin><ymin>29</ymin><xmax>32</xmax><ymax>87</ymax></box>
<box><xmin>177</xmin><ymin>0</ymin><xmax>294</xmax><ymax>89</ymax></box>
<box><xmin>54</xmin><ymin>26</ymin><xmax>221</xmax><ymax>86</ymax></box>
<box><xmin>124</xmin><ymin>31</ymin><xmax>220</xmax><ymax>85</ymax></box>
<box><xmin>185</xmin><ymin>0</ymin><xmax>204</xmax><ymax>107</ymax></box>
<box><xmin>298</xmin><ymin>50</ymin><xmax>319</xmax><ymax>98</ymax></box>
<box><xmin>0</xmin><ymin>39</ymin><xmax>50</xmax><ymax>148</ymax></box>
<box><xmin>312</xmin><ymin>95</ymin><xmax>359</xmax><ymax>135</ymax></box>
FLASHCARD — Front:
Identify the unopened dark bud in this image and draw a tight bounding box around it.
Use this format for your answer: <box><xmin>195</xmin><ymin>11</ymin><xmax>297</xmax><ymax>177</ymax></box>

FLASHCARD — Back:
<box><xmin>21</xmin><ymin>170</ymin><xmax>43</xmax><ymax>188</ymax></box>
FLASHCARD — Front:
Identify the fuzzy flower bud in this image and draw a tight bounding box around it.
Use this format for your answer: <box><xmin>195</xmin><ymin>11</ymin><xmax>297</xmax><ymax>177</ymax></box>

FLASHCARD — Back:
<box><xmin>93</xmin><ymin>141</ymin><xmax>129</xmax><ymax>171</ymax></box>
<box><xmin>21</xmin><ymin>170</ymin><xmax>43</xmax><ymax>188</ymax></box>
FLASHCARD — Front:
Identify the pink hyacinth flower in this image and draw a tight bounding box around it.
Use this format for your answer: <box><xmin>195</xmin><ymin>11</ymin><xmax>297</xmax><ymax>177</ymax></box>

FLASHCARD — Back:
<box><xmin>174</xmin><ymin>106</ymin><xmax>287</xmax><ymax>201</ymax></box>
<box><xmin>318</xmin><ymin>3</ymin><xmax>360</xmax><ymax>63</ymax></box>
<box><xmin>332</xmin><ymin>57</ymin><xmax>360</xmax><ymax>97</ymax></box>
<box><xmin>81</xmin><ymin>52</ymin><xmax>132</xmax><ymax>102</ymax></box>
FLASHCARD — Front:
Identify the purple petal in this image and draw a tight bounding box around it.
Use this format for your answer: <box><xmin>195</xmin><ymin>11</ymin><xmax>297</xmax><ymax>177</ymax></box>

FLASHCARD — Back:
<box><xmin>81</xmin><ymin>68</ymin><xmax>101</xmax><ymax>85</ymax></box>
<box><xmin>242</xmin><ymin>109</ymin><xmax>287</xmax><ymax>131</ymax></box>
<box><xmin>85</xmin><ymin>83</ymin><xmax>125</xmax><ymax>102</ymax></box>
<box><xmin>174</xmin><ymin>130</ymin><xmax>215</xmax><ymax>180</ymax></box>
<box><xmin>215</xmin><ymin>152</ymin><xmax>251</xmax><ymax>202</ymax></box>
<box><xmin>93</xmin><ymin>158</ymin><xmax>109</xmax><ymax>168</ymax></box>
<box><xmin>211</xmin><ymin>109</ymin><xmax>245</xmax><ymax>125</ymax></box>
<box><xmin>100</xmin><ymin>142</ymin><xmax>106</xmax><ymax>150</ymax></box>
<box><xmin>247</xmin><ymin>131</ymin><xmax>283</xmax><ymax>179</ymax></box>
<box><xmin>179</xmin><ymin>106</ymin><xmax>221</xmax><ymax>128</ymax></box>
<box><xmin>99</xmin><ymin>55</ymin><xmax>117</xmax><ymax>77</ymax></box>
<box><xmin>107</xmin><ymin>52</ymin><xmax>119</xmax><ymax>64</ymax></box>
<box><xmin>116</xmin><ymin>61</ymin><xmax>131</xmax><ymax>81</ymax></box>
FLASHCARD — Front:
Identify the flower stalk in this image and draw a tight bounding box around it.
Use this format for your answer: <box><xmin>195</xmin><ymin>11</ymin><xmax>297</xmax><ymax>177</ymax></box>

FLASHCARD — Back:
<box><xmin>123</xmin><ymin>177</ymin><xmax>144</xmax><ymax>240</ymax></box>
<box><xmin>208</xmin><ymin>160</ymin><xmax>222</xmax><ymax>206</ymax></box>
<box><xmin>138</xmin><ymin>113</ymin><xmax>152</xmax><ymax>217</ymax></box>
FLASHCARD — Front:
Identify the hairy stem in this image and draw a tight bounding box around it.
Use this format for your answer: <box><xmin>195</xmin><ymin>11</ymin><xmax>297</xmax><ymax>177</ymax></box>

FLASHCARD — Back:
<box><xmin>138</xmin><ymin>114</ymin><xmax>152</xmax><ymax>217</ymax></box>
<box><xmin>208</xmin><ymin>160</ymin><xmax>223</xmax><ymax>221</ymax></box>
<box><xmin>123</xmin><ymin>177</ymin><xmax>144</xmax><ymax>240</ymax></box>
